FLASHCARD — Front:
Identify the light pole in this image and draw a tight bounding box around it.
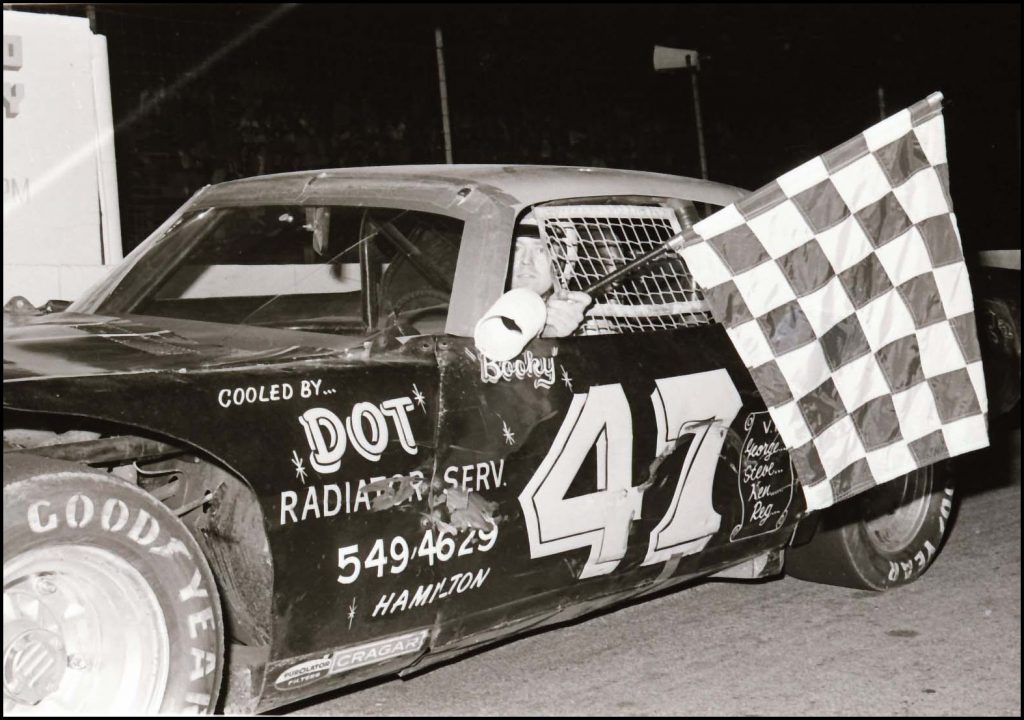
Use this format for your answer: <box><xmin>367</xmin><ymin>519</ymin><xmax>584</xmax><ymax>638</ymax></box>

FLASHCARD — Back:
<box><xmin>653</xmin><ymin>46</ymin><xmax>707</xmax><ymax>179</ymax></box>
<box><xmin>435</xmin><ymin>27</ymin><xmax>454</xmax><ymax>164</ymax></box>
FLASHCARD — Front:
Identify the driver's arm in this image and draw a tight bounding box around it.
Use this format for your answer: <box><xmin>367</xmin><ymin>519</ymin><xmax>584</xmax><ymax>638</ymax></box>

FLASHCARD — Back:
<box><xmin>541</xmin><ymin>291</ymin><xmax>592</xmax><ymax>337</ymax></box>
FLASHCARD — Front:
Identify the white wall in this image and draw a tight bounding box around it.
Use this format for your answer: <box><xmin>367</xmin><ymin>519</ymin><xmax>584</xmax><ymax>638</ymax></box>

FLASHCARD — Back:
<box><xmin>3</xmin><ymin>10</ymin><xmax>121</xmax><ymax>306</ymax></box>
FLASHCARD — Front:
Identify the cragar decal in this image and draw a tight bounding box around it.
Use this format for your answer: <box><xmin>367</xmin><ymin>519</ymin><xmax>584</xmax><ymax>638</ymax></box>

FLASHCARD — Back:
<box><xmin>329</xmin><ymin>629</ymin><xmax>429</xmax><ymax>674</ymax></box>
<box><xmin>273</xmin><ymin>629</ymin><xmax>430</xmax><ymax>691</ymax></box>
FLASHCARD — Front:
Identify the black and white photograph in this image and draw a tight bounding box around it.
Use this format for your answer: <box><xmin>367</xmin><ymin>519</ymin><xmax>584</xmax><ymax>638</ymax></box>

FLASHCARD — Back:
<box><xmin>2</xmin><ymin>4</ymin><xmax>1019</xmax><ymax>715</ymax></box>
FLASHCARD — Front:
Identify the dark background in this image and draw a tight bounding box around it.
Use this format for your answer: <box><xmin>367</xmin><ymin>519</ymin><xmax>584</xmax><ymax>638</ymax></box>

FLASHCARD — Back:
<box><xmin>24</xmin><ymin>4</ymin><xmax>1021</xmax><ymax>255</ymax></box>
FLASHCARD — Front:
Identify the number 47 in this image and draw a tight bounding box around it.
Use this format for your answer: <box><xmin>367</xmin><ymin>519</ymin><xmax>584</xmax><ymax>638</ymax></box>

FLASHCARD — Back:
<box><xmin>518</xmin><ymin>369</ymin><xmax>742</xmax><ymax>579</ymax></box>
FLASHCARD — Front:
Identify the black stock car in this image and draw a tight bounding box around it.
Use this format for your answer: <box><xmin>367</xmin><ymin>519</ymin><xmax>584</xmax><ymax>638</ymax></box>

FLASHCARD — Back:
<box><xmin>3</xmin><ymin>167</ymin><xmax>956</xmax><ymax>714</ymax></box>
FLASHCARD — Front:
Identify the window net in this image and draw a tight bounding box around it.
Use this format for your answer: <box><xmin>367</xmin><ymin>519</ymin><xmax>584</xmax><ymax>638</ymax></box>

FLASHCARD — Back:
<box><xmin>532</xmin><ymin>205</ymin><xmax>713</xmax><ymax>335</ymax></box>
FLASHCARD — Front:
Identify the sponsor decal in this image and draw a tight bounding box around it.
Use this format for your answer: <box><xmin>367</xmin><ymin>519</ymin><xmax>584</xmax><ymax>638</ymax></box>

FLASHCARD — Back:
<box><xmin>273</xmin><ymin>629</ymin><xmax>430</xmax><ymax>691</ymax></box>
<box><xmin>217</xmin><ymin>378</ymin><xmax>327</xmax><ymax>408</ymax></box>
<box><xmin>337</xmin><ymin>527</ymin><xmax>497</xmax><ymax>584</ymax></box>
<box><xmin>479</xmin><ymin>350</ymin><xmax>557</xmax><ymax>389</ymax></box>
<box><xmin>279</xmin><ymin>470</ymin><xmax>426</xmax><ymax>525</ymax></box>
<box><xmin>329</xmin><ymin>630</ymin><xmax>429</xmax><ymax>675</ymax></box>
<box><xmin>729</xmin><ymin>412</ymin><xmax>795</xmax><ymax>541</ymax></box>
<box><xmin>299</xmin><ymin>395</ymin><xmax>418</xmax><ymax>474</ymax></box>
<box><xmin>372</xmin><ymin>567</ymin><xmax>491</xmax><ymax>617</ymax></box>
<box><xmin>442</xmin><ymin>460</ymin><xmax>505</xmax><ymax>492</ymax></box>
<box><xmin>274</xmin><ymin>655</ymin><xmax>333</xmax><ymax>691</ymax></box>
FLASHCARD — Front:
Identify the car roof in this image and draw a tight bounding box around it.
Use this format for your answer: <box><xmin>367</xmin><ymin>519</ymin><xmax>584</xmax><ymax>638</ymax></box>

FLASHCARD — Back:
<box><xmin>195</xmin><ymin>164</ymin><xmax>746</xmax><ymax>210</ymax></box>
<box><xmin>184</xmin><ymin>165</ymin><xmax>748</xmax><ymax>338</ymax></box>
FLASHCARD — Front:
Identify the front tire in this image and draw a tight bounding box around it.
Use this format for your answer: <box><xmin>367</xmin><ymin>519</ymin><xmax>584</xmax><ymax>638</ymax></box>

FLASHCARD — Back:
<box><xmin>3</xmin><ymin>469</ymin><xmax>224</xmax><ymax>714</ymax></box>
<box><xmin>786</xmin><ymin>464</ymin><xmax>955</xmax><ymax>590</ymax></box>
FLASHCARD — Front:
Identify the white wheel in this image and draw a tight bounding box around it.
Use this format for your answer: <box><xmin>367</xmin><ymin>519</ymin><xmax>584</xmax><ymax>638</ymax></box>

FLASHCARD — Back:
<box><xmin>4</xmin><ymin>546</ymin><xmax>171</xmax><ymax>713</ymax></box>
<box><xmin>3</xmin><ymin>470</ymin><xmax>223</xmax><ymax>713</ymax></box>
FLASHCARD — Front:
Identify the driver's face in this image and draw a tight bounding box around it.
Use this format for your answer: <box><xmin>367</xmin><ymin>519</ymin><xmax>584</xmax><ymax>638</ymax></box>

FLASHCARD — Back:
<box><xmin>511</xmin><ymin>236</ymin><xmax>554</xmax><ymax>295</ymax></box>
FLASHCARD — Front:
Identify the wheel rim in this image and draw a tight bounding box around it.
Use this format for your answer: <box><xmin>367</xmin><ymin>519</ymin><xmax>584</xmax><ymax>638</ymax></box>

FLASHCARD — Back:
<box><xmin>3</xmin><ymin>545</ymin><xmax>170</xmax><ymax>715</ymax></box>
<box><xmin>862</xmin><ymin>468</ymin><xmax>933</xmax><ymax>554</ymax></box>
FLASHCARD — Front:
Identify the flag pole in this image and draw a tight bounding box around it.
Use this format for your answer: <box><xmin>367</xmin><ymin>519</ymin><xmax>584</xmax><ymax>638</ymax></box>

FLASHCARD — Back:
<box><xmin>691</xmin><ymin>68</ymin><xmax>708</xmax><ymax>179</ymax></box>
<box><xmin>582</xmin><ymin>230</ymin><xmax>687</xmax><ymax>296</ymax></box>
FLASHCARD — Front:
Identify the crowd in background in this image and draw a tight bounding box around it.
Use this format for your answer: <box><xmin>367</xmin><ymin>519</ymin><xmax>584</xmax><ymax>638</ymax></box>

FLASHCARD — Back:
<box><xmin>117</xmin><ymin>78</ymin><xmax>693</xmax><ymax>250</ymax></box>
<box><xmin>92</xmin><ymin>5</ymin><xmax>1016</xmax><ymax>255</ymax></box>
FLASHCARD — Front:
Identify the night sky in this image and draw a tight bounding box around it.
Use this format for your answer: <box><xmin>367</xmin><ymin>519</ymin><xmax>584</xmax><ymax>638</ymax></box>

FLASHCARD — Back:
<box><xmin>65</xmin><ymin>4</ymin><xmax>1023</xmax><ymax>251</ymax></box>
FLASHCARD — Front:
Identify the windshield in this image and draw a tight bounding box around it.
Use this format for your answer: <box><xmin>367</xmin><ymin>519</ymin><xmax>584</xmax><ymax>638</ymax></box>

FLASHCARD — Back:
<box><xmin>75</xmin><ymin>205</ymin><xmax>463</xmax><ymax>338</ymax></box>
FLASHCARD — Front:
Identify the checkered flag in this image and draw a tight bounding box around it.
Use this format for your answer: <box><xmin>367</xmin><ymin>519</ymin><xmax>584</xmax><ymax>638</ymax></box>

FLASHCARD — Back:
<box><xmin>679</xmin><ymin>92</ymin><xmax>988</xmax><ymax>510</ymax></box>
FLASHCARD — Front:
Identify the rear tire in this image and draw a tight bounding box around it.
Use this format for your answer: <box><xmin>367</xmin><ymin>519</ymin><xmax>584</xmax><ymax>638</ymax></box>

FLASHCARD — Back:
<box><xmin>786</xmin><ymin>464</ymin><xmax>955</xmax><ymax>590</ymax></box>
<box><xmin>3</xmin><ymin>470</ymin><xmax>224</xmax><ymax>713</ymax></box>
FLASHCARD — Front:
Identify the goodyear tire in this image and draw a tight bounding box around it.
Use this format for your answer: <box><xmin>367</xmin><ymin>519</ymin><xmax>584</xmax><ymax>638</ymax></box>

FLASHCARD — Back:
<box><xmin>3</xmin><ymin>469</ymin><xmax>224</xmax><ymax>713</ymax></box>
<box><xmin>785</xmin><ymin>464</ymin><xmax>955</xmax><ymax>590</ymax></box>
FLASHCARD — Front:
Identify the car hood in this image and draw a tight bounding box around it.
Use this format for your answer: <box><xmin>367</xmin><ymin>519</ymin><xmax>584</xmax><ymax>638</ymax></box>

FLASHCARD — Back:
<box><xmin>3</xmin><ymin>311</ymin><xmax>352</xmax><ymax>382</ymax></box>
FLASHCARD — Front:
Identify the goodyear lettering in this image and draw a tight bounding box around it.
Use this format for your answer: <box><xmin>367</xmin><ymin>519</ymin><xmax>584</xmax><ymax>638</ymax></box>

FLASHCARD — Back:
<box><xmin>442</xmin><ymin>460</ymin><xmax>505</xmax><ymax>492</ymax></box>
<box><xmin>65</xmin><ymin>493</ymin><xmax>94</xmax><ymax>528</ymax></box>
<box><xmin>890</xmin><ymin>539</ymin><xmax>939</xmax><ymax>582</ymax></box>
<box><xmin>26</xmin><ymin>491</ymin><xmax>219</xmax><ymax>711</ymax></box>
<box><xmin>299</xmin><ymin>396</ymin><xmax>417</xmax><ymax>474</ymax></box>
<box><xmin>177</xmin><ymin>571</ymin><xmax>217</xmax><ymax>701</ymax></box>
<box><xmin>189</xmin><ymin>648</ymin><xmax>217</xmax><ymax>682</ymax></box>
<box><xmin>27</xmin><ymin>500</ymin><xmax>57</xmax><ymax>532</ymax></box>
<box><xmin>279</xmin><ymin>470</ymin><xmax>426</xmax><ymax>525</ymax></box>
<box><xmin>27</xmin><ymin>495</ymin><xmax>188</xmax><ymax>558</ymax></box>
<box><xmin>128</xmin><ymin>508</ymin><xmax>160</xmax><ymax>545</ymax></box>
<box><xmin>939</xmin><ymin>486</ymin><xmax>953</xmax><ymax>534</ymax></box>
<box><xmin>100</xmin><ymin>498</ymin><xmax>130</xmax><ymax>532</ymax></box>
<box><xmin>179</xmin><ymin>569</ymin><xmax>209</xmax><ymax>602</ymax></box>
<box><xmin>170</xmin><ymin>526</ymin><xmax>219</xmax><ymax>712</ymax></box>
<box><xmin>187</xmin><ymin>607</ymin><xmax>216</xmax><ymax>640</ymax></box>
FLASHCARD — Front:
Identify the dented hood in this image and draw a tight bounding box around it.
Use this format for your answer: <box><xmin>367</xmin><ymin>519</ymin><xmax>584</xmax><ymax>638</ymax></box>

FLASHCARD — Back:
<box><xmin>3</xmin><ymin>311</ymin><xmax>353</xmax><ymax>382</ymax></box>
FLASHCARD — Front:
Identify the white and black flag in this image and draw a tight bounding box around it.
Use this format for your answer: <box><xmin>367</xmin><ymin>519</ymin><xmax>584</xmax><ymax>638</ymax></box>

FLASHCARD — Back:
<box><xmin>679</xmin><ymin>93</ymin><xmax>989</xmax><ymax>510</ymax></box>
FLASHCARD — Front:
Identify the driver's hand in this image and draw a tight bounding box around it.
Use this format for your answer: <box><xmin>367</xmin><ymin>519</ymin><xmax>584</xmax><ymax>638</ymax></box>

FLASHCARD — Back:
<box><xmin>542</xmin><ymin>291</ymin><xmax>592</xmax><ymax>338</ymax></box>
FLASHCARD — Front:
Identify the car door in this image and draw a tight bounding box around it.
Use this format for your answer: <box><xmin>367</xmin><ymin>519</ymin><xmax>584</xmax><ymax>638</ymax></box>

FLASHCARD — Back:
<box><xmin>424</xmin><ymin>201</ymin><xmax>801</xmax><ymax>652</ymax></box>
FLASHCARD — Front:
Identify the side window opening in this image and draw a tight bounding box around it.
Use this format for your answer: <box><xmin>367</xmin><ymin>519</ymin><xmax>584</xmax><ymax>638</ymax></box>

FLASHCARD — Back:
<box><xmin>518</xmin><ymin>200</ymin><xmax>715</xmax><ymax>335</ymax></box>
<box><xmin>370</xmin><ymin>210</ymin><xmax>461</xmax><ymax>335</ymax></box>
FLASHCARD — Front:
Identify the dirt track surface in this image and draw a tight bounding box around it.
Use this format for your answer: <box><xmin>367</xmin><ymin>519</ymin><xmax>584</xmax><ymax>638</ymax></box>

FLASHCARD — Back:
<box><xmin>285</xmin><ymin>455</ymin><xmax>1021</xmax><ymax>716</ymax></box>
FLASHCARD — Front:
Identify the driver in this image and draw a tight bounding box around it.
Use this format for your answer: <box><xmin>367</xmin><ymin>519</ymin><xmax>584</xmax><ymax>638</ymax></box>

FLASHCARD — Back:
<box><xmin>511</xmin><ymin>215</ymin><xmax>593</xmax><ymax>337</ymax></box>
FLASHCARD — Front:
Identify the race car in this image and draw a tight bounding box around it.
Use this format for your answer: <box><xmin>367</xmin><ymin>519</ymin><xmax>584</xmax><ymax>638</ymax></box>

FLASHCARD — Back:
<box><xmin>3</xmin><ymin>165</ymin><xmax>957</xmax><ymax>714</ymax></box>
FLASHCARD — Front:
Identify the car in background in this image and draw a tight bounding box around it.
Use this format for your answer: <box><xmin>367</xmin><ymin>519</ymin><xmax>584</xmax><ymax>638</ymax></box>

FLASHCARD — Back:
<box><xmin>3</xmin><ymin>166</ymin><xmax>963</xmax><ymax>713</ymax></box>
